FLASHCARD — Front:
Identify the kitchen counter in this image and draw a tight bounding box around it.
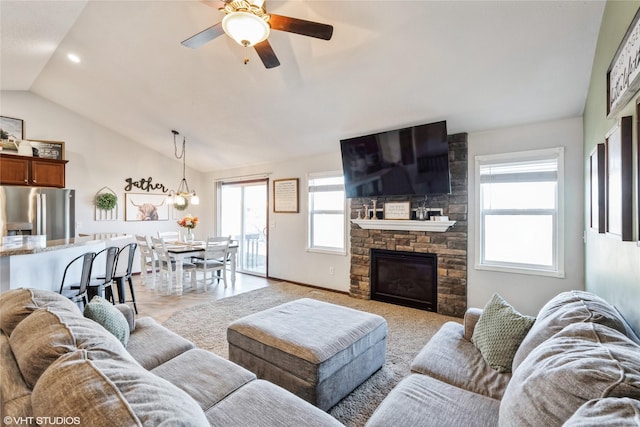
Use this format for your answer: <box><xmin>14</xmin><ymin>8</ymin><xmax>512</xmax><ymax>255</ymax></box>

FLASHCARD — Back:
<box><xmin>0</xmin><ymin>234</ymin><xmax>127</xmax><ymax>257</ymax></box>
<box><xmin>0</xmin><ymin>233</ymin><xmax>132</xmax><ymax>293</ymax></box>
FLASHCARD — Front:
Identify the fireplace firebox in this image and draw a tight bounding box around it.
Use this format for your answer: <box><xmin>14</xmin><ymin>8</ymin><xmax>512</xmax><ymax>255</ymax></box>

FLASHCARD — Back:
<box><xmin>370</xmin><ymin>249</ymin><xmax>437</xmax><ymax>312</ymax></box>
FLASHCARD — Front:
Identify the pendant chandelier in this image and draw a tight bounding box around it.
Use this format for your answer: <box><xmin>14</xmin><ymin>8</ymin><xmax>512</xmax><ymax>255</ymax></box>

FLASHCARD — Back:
<box><xmin>167</xmin><ymin>130</ymin><xmax>199</xmax><ymax>210</ymax></box>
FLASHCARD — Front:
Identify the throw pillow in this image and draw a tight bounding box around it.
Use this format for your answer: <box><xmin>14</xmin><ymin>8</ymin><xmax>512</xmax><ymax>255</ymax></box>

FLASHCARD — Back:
<box><xmin>84</xmin><ymin>296</ymin><xmax>130</xmax><ymax>346</ymax></box>
<box><xmin>472</xmin><ymin>293</ymin><xmax>535</xmax><ymax>373</ymax></box>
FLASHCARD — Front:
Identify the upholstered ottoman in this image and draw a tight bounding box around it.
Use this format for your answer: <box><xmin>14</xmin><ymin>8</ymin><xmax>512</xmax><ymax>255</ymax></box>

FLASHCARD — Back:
<box><xmin>227</xmin><ymin>298</ymin><xmax>388</xmax><ymax>411</ymax></box>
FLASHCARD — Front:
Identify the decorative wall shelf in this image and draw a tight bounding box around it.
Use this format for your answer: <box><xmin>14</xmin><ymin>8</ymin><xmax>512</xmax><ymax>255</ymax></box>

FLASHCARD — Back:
<box><xmin>351</xmin><ymin>219</ymin><xmax>456</xmax><ymax>232</ymax></box>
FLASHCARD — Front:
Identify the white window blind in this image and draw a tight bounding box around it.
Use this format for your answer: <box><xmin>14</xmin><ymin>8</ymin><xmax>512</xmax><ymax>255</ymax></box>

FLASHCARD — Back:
<box><xmin>475</xmin><ymin>148</ymin><xmax>564</xmax><ymax>277</ymax></box>
<box><xmin>308</xmin><ymin>172</ymin><xmax>346</xmax><ymax>254</ymax></box>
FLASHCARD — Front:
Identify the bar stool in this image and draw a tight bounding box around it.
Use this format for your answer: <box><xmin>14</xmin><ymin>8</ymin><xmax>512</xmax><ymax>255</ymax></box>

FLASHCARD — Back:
<box><xmin>88</xmin><ymin>246</ymin><xmax>119</xmax><ymax>302</ymax></box>
<box><xmin>58</xmin><ymin>252</ymin><xmax>96</xmax><ymax>309</ymax></box>
<box><xmin>111</xmin><ymin>242</ymin><xmax>138</xmax><ymax>314</ymax></box>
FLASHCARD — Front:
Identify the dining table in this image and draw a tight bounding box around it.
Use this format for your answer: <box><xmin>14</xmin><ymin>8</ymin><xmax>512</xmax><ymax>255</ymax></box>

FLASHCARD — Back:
<box><xmin>164</xmin><ymin>240</ymin><xmax>238</xmax><ymax>296</ymax></box>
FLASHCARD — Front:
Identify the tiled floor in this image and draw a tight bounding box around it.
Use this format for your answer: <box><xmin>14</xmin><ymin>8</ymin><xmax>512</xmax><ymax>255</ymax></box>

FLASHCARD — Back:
<box><xmin>130</xmin><ymin>272</ymin><xmax>275</xmax><ymax>323</ymax></box>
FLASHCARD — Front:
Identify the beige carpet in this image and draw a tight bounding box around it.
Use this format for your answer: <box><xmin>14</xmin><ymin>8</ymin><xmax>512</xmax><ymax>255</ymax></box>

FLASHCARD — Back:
<box><xmin>163</xmin><ymin>281</ymin><xmax>460</xmax><ymax>426</ymax></box>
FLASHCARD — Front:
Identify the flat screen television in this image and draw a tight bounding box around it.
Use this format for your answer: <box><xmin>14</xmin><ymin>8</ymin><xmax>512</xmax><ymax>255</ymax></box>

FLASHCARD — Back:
<box><xmin>340</xmin><ymin>120</ymin><xmax>451</xmax><ymax>198</ymax></box>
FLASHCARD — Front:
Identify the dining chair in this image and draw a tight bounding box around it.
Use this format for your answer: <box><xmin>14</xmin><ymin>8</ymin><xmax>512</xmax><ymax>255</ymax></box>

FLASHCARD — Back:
<box><xmin>112</xmin><ymin>242</ymin><xmax>138</xmax><ymax>313</ymax></box>
<box><xmin>193</xmin><ymin>236</ymin><xmax>231</xmax><ymax>290</ymax></box>
<box><xmin>136</xmin><ymin>234</ymin><xmax>158</xmax><ymax>289</ymax></box>
<box><xmin>157</xmin><ymin>230</ymin><xmax>180</xmax><ymax>243</ymax></box>
<box><xmin>151</xmin><ymin>236</ymin><xmax>196</xmax><ymax>295</ymax></box>
<box><xmin>89</xmin><ymin>246</ymin><xmax>120</xmax><ymax>303</ymax></box>
<box><xmin>58</xmin><ymin>252</ymin><xmax>96</xmax><ymax>309</ymax></box>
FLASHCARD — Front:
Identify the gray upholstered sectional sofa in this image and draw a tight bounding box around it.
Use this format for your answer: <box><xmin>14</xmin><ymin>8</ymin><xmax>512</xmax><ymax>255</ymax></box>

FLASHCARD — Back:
<box><xmin>0</xmin><ymin>288</ymin><xmax>343</xmax><ymax>427</ymax></box>
<box><xmin>366</xmin><ymin>290</ymin><xmax>640</xmax><ymax>426</ymax></box>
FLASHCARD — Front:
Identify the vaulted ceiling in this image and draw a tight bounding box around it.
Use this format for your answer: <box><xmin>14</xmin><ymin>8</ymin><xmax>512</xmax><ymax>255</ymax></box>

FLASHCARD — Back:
<box><xmin>1</xmin><ymin>0</ymin><xmax>605</xmax><ymax>172</ymax></box>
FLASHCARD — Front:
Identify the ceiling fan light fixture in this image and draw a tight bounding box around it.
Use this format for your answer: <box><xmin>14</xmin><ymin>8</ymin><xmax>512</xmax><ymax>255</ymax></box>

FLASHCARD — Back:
<box><xmin>222</xmin><ymin>11</ymin><xmax>270</xmax><ymax>47</ymax></box>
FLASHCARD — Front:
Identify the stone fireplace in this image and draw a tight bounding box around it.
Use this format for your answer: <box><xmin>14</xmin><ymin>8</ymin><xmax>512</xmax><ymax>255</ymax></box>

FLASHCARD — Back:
<box><xmin>348</xmin><ymin>133</ymin><xmax>468</xmax><ymax>317</ymax></box>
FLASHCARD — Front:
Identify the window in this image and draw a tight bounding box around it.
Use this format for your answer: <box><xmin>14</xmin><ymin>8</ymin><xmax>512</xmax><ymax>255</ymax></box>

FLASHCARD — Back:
<box><xmin>475</xmin><ymin>147</ymin><xmax>564</xmax><ymax>277</ymax></box>
<box><xmin>308</xmin><ymin>172</ymin><xmax>346</xmax><ymax>254</ymax></box>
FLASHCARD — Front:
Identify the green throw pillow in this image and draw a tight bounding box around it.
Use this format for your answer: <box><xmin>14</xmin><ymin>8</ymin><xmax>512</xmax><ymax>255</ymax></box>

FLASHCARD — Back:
<box><xmin>84</xmin><ymin>296</ymin><xmax>130</xmax><ymax>346</ymax></box>
<box><xmin>472</xmin><ymin>293</ymin><xmax>535</xmax><ymax>373</ymax></box>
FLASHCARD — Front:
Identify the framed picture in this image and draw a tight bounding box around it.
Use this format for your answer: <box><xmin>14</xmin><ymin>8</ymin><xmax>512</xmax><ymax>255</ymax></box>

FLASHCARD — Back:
<box><xmin>606</xmin><ymin>7</ymin><xmax>640</xmax><ymax>119</ymax></box>
<box><xmin>0</xmin><ymin>116</ymin><xmax>24</xmax><ymax>141</ymax></box>
<box><xmin>125</xmin><ymin>193</ymin><xmax>170</xmax><ymax>221</ymax></box>
<box><xmin>589</xmin><ymin>144</ymin><xmax>605</xmax><ymax>233</ymax></box>
<box><xmin>605</xmin><ymin>116</ymin><xmax>633</xmax><ymax>241</ymax></box>
<box><xmin>384</xmin><ymin>202</ymin><xmax>411</xmax><ymax>220</ymax></box>
<box><xmin>29</xmin><ymin>140</ymin><xmax>65</xmax><ymax>160</ymax></box>
<box><xmin>273</xmin><ymin>178</ymin><xmax>299</xmax><ymax>213</ymax></box>
<box><xmin>637</xmin><ymin>98</ymin><xmax>640</xmax><ymax>244</ymax></box>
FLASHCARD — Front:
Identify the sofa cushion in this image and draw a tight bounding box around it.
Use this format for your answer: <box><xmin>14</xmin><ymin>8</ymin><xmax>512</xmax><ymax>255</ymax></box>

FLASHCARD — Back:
<box><xmin>0</xmin><ymin>332</ymin><xmax>32</xmax><ymax>421</ymax></box>
<box><xmin>115</xmin><ymin>304</ymin><xmax>136</xmax><ymax>333</ymax></box>
<box><xmin>152</xmin><ymin>348</ymin><xmax>256</xmax><ymax>411</ymax></box>
<box><xmin>365</xmin><ymin>374</ymin><xmax>501</xmax><ymax>427</ymax></box>
<box><xmin>204</xmin><ymin>379</ymin><xmax>343</xmax><ymax>427</ymax></box>
<box><xmin>563</xmin><ymin>398</ymin><xmax>640</xmax><ymax>427</ymax></box>
<box><xmin>84</xmin><ymin>296</ymin><xmax>130</xmax><ymax>345</ymax></box>
<box><xmin>471</xmin><ymin>293</ymin><xmax>535</xmax><ymax>373</ymax></box>
<box><xmin>126</xmin><ymin>317</ymin><xmax>194</xmax><ymax>370</ymax></box>
<box><xmin>31</xmin><ymin>350</ymin><xmax>208</xmax><ymax>427</ymax></box>
<box><xmin>512</xmin><ymin>290</ymin><xmax>631</xmax><ymax>370</ymax></box>
<box><xmin>9</xmin><ymin>308</ymin><xmax>130</xmax><ymax>387</ymax></box>
<box><xmin>411</xmin><ymin>321</ymin><xmax>511</xmax><ymax>400</ymax></box>
<box><xmin>499</xmin><ymin>322</ymin><xmax>640</xmax><ymax>427</ymax></box>
<box><xmin>0</xmin><ymin>288</ymin><xmax>80</xmax><ymax>336</ymax></box>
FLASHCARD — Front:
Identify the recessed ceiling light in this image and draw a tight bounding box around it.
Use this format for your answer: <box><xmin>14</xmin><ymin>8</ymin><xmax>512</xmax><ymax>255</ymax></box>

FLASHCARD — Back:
<box><xmin>67</xmin><ymin>53</ymin><xmax>81</xmax><ymax>63</ymax></box>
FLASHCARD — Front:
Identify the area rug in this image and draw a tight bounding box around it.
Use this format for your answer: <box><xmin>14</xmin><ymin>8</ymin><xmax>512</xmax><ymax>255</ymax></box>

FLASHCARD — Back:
<box><xmin>163</xmin><ymin>281</ymin><xmax>460</xmax><ymax>426</ymax></box>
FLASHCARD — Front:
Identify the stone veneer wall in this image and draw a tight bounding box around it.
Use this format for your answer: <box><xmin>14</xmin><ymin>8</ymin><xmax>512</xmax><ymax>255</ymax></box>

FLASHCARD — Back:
<box><xmin>348</xmin><ymin>133</ymin><xmax>468</xmax><ymax>317</ymax></box>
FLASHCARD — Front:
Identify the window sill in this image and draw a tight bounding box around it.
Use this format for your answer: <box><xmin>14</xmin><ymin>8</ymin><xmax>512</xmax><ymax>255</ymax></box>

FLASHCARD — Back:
<box><xmin>474</xmin><ymin>263</ymin><xmax>565</xmax><ymax>278</ymax></box>
<box><xmin>307</xmin><ymin>247</ymin><xmax>347</xmax><ymax>256</ymax></box>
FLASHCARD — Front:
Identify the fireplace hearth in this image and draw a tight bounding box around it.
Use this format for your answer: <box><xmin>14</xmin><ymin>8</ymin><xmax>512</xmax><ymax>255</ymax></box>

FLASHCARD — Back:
<box><xmin>370</xmin><ymin>249</ymin><xmax>437</xmax><ymax>312</ymax></box>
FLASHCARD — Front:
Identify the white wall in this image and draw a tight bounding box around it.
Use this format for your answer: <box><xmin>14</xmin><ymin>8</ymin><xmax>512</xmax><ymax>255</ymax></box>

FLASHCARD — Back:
<box><xmin>1</xmin><ymin>91</ymin><xmax>206</xmax><ymax>272</ymax></box>
<box><xmin>467</xmin><ymin>117</ymin><xmax>585</xmax><ymax>315</ymax></box>
<box><xmin>582</xmin><ymin>0</ymin><xmax>640</xmax><ymax>335</ymax></box>
<box><xmin>1</xmin><ymin>90</ymin><xmax>205</xmax><ymax>235</ymax></box>
<box><xmin>204</xmin><ymin>151</ymin><xmax>351</xmax><ymax>293</ymax></box>
<box><xmin>3</xmin><ymin>91</ymin><xmax>587</xmax><ymax>302</ymax></box>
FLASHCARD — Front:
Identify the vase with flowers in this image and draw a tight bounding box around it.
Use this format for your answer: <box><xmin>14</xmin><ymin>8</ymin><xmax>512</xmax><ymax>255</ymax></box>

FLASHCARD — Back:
<box><xmin>177</xmin><ymin>214</ymin><xmax>198</xmax><ymax>243</ymax></box>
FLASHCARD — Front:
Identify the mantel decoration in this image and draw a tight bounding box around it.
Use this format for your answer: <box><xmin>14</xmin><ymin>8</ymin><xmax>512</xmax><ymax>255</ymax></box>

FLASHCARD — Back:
<box><xmin>177</xmin><ymin>214</ymin><xmax>199</xmax><ymax>243</ymax></box>
<box><xmin>95</xmin><ymin>187</ymin><xmax>118</xmax><ymax>221</ymax></box>
<box><xmin>167</xmin><ymin>130</ymin><xmax>199</xmax><ymax>211</ymax></box>
<box><xmin>383</xmin><ymin>202</ymin><xmax>411</xmax><ymax>220</ymax></box>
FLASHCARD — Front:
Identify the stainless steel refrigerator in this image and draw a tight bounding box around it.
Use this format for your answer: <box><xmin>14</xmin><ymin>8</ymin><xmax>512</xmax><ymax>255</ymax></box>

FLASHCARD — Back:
<box><xmin>1</xmin><ymin>186</ymin><xmax>75</xmax><ymax>240</ymax></box>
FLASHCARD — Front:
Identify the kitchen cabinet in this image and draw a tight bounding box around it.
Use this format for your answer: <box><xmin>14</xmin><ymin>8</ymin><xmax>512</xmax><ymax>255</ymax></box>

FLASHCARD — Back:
<box><xmin>0</xmin><ymin>153</ymin><xmax>67</xmax><ymax>188</ymax></box>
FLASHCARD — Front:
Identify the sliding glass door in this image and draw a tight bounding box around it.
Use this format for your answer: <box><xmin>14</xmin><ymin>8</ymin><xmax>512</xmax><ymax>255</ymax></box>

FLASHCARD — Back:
<box><xmin>219</xmin><ymin>179</ymin><xmax>268</xmax><ymax>276</ymax></box>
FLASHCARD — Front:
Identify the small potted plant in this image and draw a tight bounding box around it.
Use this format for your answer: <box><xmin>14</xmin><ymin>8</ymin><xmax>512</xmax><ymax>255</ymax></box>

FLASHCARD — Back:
<box><xmin>96</xmin><ymin>193</ymin><xmax>117</xmax><ymax>211</ymax></box>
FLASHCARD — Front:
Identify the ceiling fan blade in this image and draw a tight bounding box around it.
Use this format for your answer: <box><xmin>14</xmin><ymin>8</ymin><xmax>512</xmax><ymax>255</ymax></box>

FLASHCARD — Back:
<box><xmin>254</xmin><ymin>40</ymin><xmax>280</xmax><ymax>69</ymax></box>
<box><xmin>181</xmin><ymin>23</ymin><xmax>225</xmax><ymax>49</ymax></box>
<box><xmin>268</xmin><ymin>14</ymin><xmax>333</xmax><ymax>40</ymax></box>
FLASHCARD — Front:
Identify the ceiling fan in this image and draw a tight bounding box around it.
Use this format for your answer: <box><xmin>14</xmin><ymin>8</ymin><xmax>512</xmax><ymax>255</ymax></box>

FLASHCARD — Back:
<box><xmin>181</xmin><ymin>0</ymin><xmax>334</xmax><ymax>69</ymax></box>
